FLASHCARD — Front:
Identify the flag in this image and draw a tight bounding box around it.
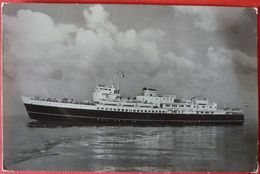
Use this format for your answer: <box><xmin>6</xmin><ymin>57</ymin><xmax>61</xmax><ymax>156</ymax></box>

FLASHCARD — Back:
<box><xmin>120</xmin><ymin>71</ymin><xmax>125</xmax><ymax>77</ymax></box>
<box><xmin>117</xmin><ymin>70</ymin><xmax>125</xmax><ymax>77</ymax></box>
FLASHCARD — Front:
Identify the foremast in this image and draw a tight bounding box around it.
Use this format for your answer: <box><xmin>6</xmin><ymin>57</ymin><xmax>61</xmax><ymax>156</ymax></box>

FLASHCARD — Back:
<box><xmin>116</xmin><ymin>69</ymin><xmax>125</xmax><ymax>94</ymax></box>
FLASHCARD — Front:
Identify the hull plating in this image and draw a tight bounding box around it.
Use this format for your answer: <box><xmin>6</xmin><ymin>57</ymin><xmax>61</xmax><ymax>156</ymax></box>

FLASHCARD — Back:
<box><xmin>24</xmin><ymin>104</ymin><xmax>244</xmax><ymax>125</ymax></box>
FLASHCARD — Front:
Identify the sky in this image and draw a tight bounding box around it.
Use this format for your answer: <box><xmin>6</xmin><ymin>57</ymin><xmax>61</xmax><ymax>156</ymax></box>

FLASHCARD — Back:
<box><xmin>2</xmin><ymin>4</ymin><xmax>258</xmax><ymax>121</ymax></box>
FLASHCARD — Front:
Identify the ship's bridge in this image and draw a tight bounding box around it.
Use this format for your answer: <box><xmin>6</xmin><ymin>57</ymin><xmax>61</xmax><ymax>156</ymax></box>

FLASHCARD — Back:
<box><xmin>96</xmin><ymin>85</ymin><xmax>117</xmax><ymax>94</ymax></box>
<box><xmin>93</xmin><ymin>84</ymin><xmax>120</xmax><ymax>102</ymax></box>
<box><xmin>192</xmin><ymin>98</ymin><xmax>218</xmax><ymax>111</ymax></box>
<box><xmin>161</xmin><ymin>95</ymin><xmax>176</xmax><ymax>104</ymax></box>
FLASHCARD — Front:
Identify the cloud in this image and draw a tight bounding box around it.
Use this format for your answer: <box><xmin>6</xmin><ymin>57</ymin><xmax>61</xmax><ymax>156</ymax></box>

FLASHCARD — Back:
<box><xmin>207</xmin><ymin>47</ymin><xmax>257</xmax><ymax>73</ymax></box>
<box><xmin>116</xmin><ymin>29</ymin><xmax>137</xmax><ymax>50</ymax></box>
<box><xmin>4</xmin><ymin>10</ymin><xmax>77</xmax><ymax>45</ymax></box>
<box><xmin>164</xmin><ymin>52</ymin><xmax>194</xmax><ymax>70</ymax></box>
<box><xmin>174</xmin><ymin>6</ymin><xmax>250</xmax><ymax>32</ymax></box>
<box><xmin>175</xmin><ymin>40</ymin><xmax>196</xmax><ymax>59</ymax></box>
<box><xmin>2</xmin><ymin>5</ymin><xmax>170</xmax><ymax>98</ymax></box>
<box><xmin>83</xmin><ymin>5</ymin><xmax>117</xmax><ymax>33</ymax></box>
<box><xmin>3</xmin><ymin>4</ymin><xmax>257</xmax><ymax>106</ymax></box>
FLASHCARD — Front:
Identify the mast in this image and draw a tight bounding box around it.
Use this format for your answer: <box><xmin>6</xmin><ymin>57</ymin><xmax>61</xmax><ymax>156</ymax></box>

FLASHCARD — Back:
<box><xmin>117</xmin><ymin>71</ymin><xmax>120</xmax><ymax>91</ymax></box>
<box><xmin>116</xmin><ymin>69</ymin><xmax>124</xmax><ymax>93</ymax></box>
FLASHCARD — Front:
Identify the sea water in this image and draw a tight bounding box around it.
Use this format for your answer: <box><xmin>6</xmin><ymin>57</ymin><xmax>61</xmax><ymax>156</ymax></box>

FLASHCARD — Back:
<box><xmin>3</xmin><ymin>114</ymin><xmax>258</xmax><ymax>172</ymax></box>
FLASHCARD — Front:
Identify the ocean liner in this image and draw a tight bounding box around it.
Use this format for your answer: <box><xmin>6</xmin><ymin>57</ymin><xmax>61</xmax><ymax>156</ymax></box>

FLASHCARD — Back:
<box><xmin>22</xmin><ymin>73</ymin><xmax>244</xmax><ymax>125</ymax></box>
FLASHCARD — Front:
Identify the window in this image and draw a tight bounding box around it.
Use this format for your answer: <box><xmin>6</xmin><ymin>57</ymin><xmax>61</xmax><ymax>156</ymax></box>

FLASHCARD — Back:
<box><xmin>105</xmin><ymin>108</ymin><xmax>108</xmax><ymax>110</ymax></box>
<box><xmin>113</xmin><ymin>108</ymin><xmax>116</xmax><ymax>111</ymax></box>
<box><xmin>101</xmin><ymin>107</ymin><xmax>104</xmax><ymax>110</ymax></box>
<box><xmin>137</xmin><ymin>110</ymin><xmax>139</xmax><ymax>112</ymax></box>
<box><xmin>180</xmin><ymin>105</ymin><xmax>184</xmax><ymax>107</ymax></box>
<box><xmin>97</xmin><ymin>107</ymin><xmax>100</xmax><ymax>109</ymax></box>
<box><xmin>202</xmin><ymin>106</ymin><xmax>205</xmax><ymax>108</ymax></box>
<box><xmin>122</xmin><ymin>109</ymin><xmax>124</xmax><ymax>111</ymax></box>
<box><xmin>117</xmin><ymin>109</ymin><xmax>120</xmax><ymax>111</ymax></box>
<box><xmin>126</xmin><ymin>109</ymin><xmax>128</xmax><ymax>111</ymax></box>
<box><xmin>133</xmin><ymin>110</ymin><xmax>136</xmax><ymax>112</ymax></box>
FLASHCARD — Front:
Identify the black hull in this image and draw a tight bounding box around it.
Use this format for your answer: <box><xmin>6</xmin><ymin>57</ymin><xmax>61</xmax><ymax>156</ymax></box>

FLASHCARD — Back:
<box><xmin>24</xmin><ymin>104</ymin><xmax>245</xmax><ymax>126</ymax></box>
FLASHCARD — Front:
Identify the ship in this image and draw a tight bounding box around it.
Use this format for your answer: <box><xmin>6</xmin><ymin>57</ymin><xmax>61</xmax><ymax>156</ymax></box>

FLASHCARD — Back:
<box><xmin>21</xmin><ymin>73</ymin><xmax>245</xmax><ymax>125</ymax></box>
